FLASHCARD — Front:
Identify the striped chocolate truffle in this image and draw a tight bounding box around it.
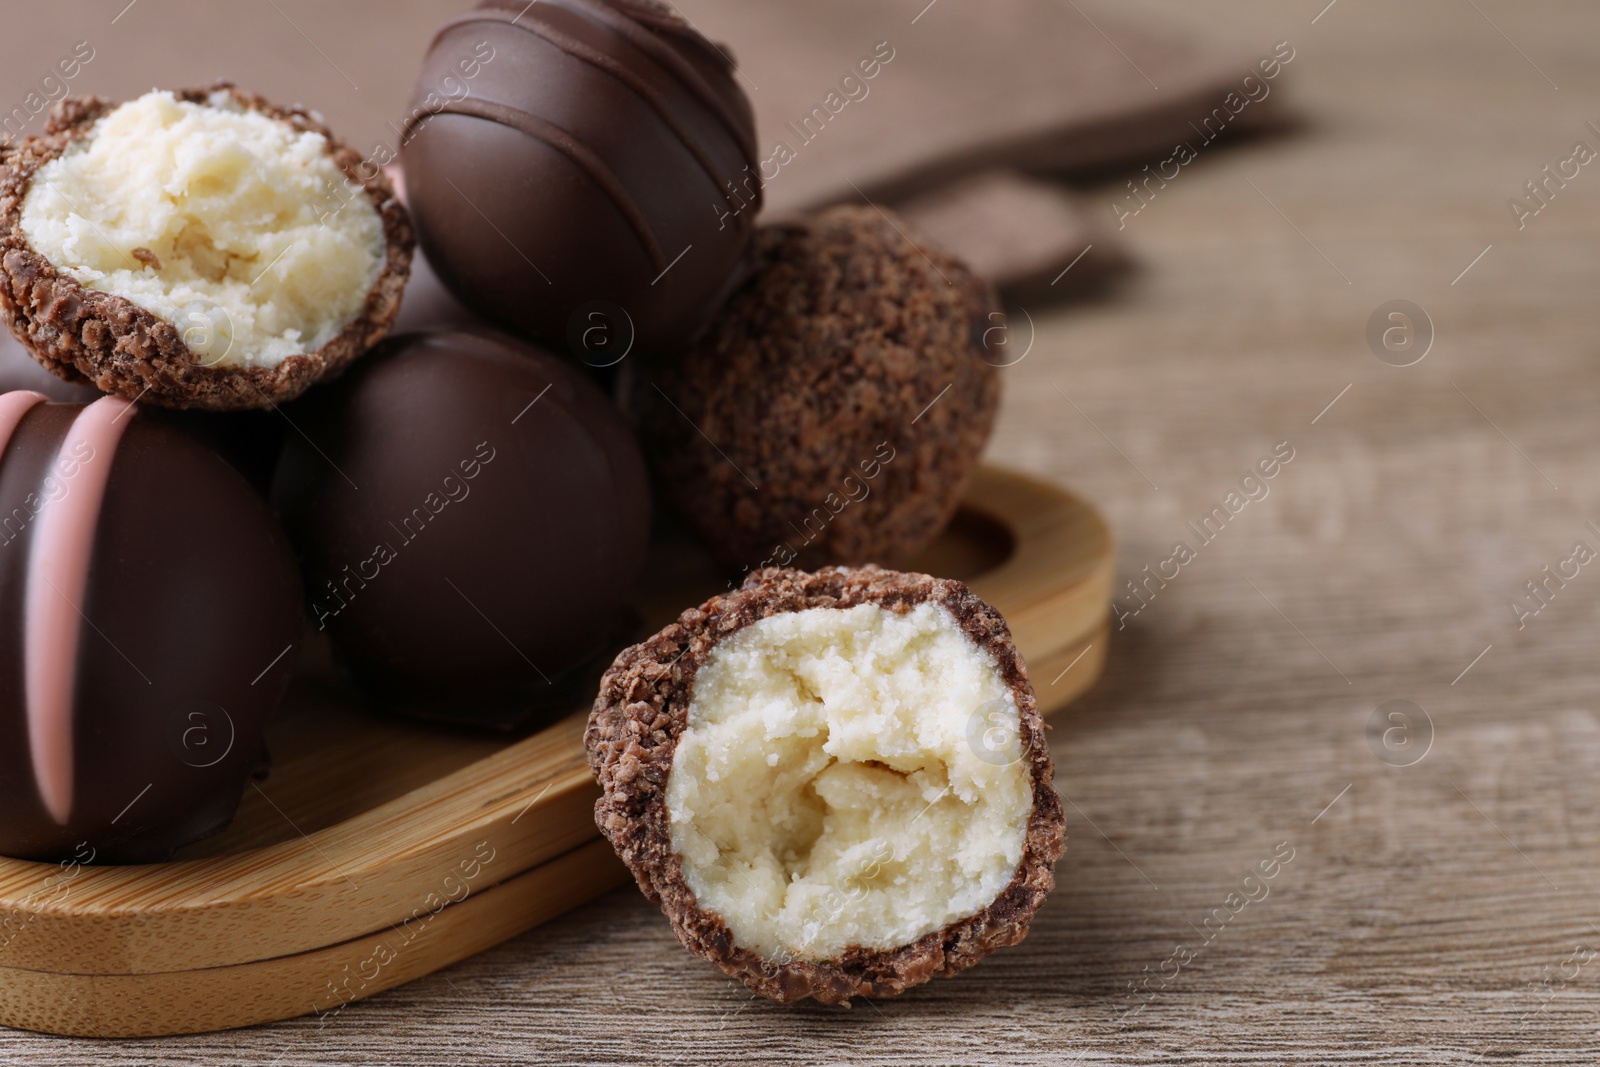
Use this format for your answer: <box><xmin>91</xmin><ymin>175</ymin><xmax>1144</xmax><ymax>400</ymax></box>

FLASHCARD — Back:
<box><xmin>400</xmin><ymin>0</ymin><xmax>761</xmax><ymax>357</ymax></box>
<box><xmin>0</xmin><ymin>393</ymin><xmax>302</xmax><ymax>863</ymax></box>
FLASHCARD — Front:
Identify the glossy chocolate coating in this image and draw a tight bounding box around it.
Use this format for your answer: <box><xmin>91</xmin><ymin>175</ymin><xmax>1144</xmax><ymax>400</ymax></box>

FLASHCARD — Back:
<box><xmin>400</xmin><ymin>0</ymin><xmax>761</xmax><ymax>356</ymax></box>
<box><xmin>0</xmin><ymin>395</ymin><xmax>303</xmax><ymax>863</ymax></box>
<box><xmin>148</xmin><ymin>408</ymin><xmax>289</xmax><ymax>496</ymax></box>
<box><xmin>270</xmin><ymin>330</ymin><xmax>651</xmax><ymax>718</ymax></box>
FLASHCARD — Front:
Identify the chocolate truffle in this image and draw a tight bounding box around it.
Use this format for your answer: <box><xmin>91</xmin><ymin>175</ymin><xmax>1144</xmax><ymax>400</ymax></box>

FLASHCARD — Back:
<box><xmin>625</xmin><ymin>205</ymin><xmax>1002</xmax><ymax>572</ymax></box>
<box><xmin>587</xmin><ymin>566</ymin><xmax>1065</xmax><ymax>1004</ymax></box>
<box><xmin>271</xmin><ymin>329</ymin><xmax>651</xmax><ymax>719</ymax></box>
<box><xmin>401</xmin><ymin>0</ymin><xmax>761</xmax><ymax>355</ymax></box>
<box><xmin>0</xmin><ymin>392</ymin><xmax>303</xmax><ymax>863</ymax></box>
<box><xmin>0</xmin><ymin>85</ymin><xmax>414</xmax><ymax>410</ymax></box>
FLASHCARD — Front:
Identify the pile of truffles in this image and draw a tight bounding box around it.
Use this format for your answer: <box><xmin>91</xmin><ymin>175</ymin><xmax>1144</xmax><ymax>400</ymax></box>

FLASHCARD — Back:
<box><xmin>0</xmin><ymin>0</ymin><xmax>1058</xmax><ymax>1004</ymax></box>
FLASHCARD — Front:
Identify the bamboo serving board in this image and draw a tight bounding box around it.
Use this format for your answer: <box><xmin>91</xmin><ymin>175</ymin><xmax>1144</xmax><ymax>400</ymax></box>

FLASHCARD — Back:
<box><xmin>0</xmin><ymin>464</ymin><xmax>1113</xmax><ymax>1038</ymax></box>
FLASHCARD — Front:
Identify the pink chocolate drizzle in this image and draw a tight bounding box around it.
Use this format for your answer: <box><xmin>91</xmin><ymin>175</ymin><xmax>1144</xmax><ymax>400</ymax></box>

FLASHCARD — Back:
<box><xmin>23</xmin><ymin>395</ymin><xmax>134</xmax><ymax>825</ymax></box>
<box><xmin>0</xmin><ymin>391</ymin><xmax>46</xmax><ymax>449</ymax></box>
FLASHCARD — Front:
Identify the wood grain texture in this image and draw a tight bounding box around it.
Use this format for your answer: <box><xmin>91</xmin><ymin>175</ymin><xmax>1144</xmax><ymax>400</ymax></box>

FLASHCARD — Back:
<box><xmin>0</xmin><ymin>841</ymin><xmax>630</xmax><ymax>1039</ymax></box>
<box><xmin>2</xmin><ymin>0</ymin><xmax>1598</xmax><ymax>1062</ymax></box>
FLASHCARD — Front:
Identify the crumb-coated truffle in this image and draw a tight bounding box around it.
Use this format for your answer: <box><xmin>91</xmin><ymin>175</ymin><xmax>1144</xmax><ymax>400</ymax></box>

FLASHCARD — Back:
<box><xmin>623</xmin><ymin>205</ymin><xmax>1002</xmax><ymax>572</ymax></box>
<box><xmin>586</xmin><ymin>566</ymin><xmax>1065</xmax><ymax>1005</ymax></box>
<box><xmin>0</xmin><ymin>84</ymin><xmax>413</xmax><ymax>410</ymax></box>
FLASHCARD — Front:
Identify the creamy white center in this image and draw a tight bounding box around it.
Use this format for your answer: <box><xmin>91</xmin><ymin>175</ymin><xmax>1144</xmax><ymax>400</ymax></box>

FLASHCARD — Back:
<box><xmin>666</xmin><ymin>602</ymin><xmax>1032</xmax><ymax>961</ymax></box>
<box><xmin>20</xmin><ymin>90</ymin><xmax>384</xmax><ymax>369</ymax></box>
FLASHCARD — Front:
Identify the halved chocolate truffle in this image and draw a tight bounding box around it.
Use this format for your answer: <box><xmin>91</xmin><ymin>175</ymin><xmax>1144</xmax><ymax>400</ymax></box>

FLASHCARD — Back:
<box><xmin>401</xmin><ymin>0</ymin><xmax>761</xmax><ymax>355</ymax></box>
<box><xmin>624</xmin><ymin>205</ymin><xmax>1002</xmax><ymax>572</ymax></box>
<box><xmin>0</xmin><ymin>392</ymin><xmax>303</xmax><ymax>862</ymax></box>
<box><xmin>0</xmin><ymin>85</ymin><xmax>414</xmax><ymax>410</ymax></box>
<box><xmin>587</xmin><ymin>566</ymin><xmax>1065</xmax><ymax>1004</ymax></box>
<box><xmin>271</xmin><ymin>329</ymin><xmax>652</xmax><ymax>721</ymax></box>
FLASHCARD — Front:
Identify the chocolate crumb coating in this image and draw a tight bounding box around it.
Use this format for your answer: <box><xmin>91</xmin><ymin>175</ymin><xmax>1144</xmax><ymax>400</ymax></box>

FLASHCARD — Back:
<box><xmin>0</xmin><ymin>84</ymin><xmax>414</xmax><ymax>410</ymax></box>
<box><xmin>625</xmin><ymin>205</ymin><xmax>1001</xmax><ymax>572</ymax></box>
<box><xmin>586</xmin><ymin>566</ymin><xmax>1065</xmax><ymax>1005</ymax></box>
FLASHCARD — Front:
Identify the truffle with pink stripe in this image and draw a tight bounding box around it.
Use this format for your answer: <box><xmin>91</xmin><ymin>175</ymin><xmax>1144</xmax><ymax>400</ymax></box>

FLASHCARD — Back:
<box><xmin>0</xmin><ymin>392</ymin><xmax>302</xmax><ymax>862</ymax></box>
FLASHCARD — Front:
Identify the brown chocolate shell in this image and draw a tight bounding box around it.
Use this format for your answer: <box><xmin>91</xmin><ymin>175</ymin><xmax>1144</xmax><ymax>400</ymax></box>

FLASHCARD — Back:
<box><xmin>586</xmin><ymin>565</ymin><xmax>1066</xmax><ymax>1005</ymax></box>
<box><xmin>0</xmin><ymin>84</ymin><xmax>414</xmax><ymax>411</ymax></box>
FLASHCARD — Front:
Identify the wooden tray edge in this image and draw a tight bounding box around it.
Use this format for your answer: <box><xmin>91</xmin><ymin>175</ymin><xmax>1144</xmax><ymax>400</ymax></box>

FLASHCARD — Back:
<box><xmin>0</xmin><ymin>840</ymin><xmax>629</xmax><ymax>1038</ymax></box>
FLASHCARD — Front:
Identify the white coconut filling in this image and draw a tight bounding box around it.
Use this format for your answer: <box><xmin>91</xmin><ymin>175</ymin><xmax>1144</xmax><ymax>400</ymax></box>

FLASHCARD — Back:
<box><xmin>19</xmin><ymin>90</ymin><xmax>384</xmax><ymax>369</ymax></box>
<box><xmin>666</xmin><ymin>602</ymin><xmax>1033</xmax><ymax>962</ymax></box>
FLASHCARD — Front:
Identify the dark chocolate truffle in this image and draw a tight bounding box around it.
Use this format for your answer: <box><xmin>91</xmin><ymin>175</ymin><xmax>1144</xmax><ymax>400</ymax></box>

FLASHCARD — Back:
<box><xmin>624</xmin><ymin>205</ymin><xmax>1002</xmax><ymax>571</ymax></box>
<box><xmin>0</xmin><ymin>392</ymin><xmax>303</xmax><ymax>863</ymax></box>
<box><xmin>0</xmin><ymin>85</ymin><xmax>414</xmax><ymax>410</ymax></box>
<box><xmin>271</xmin><ymin>329</ymin><xmax>651</xmax><ymax>719</ymax></box>
<box><xmin>587</xmin><ymin>566</ymin><xmax>1065</xmax><ymax>1005</ymax></box>
<box><xmin>400</xmin><ymin>0</ymin><xmax>761</xmax><ymax>355</ymax></box>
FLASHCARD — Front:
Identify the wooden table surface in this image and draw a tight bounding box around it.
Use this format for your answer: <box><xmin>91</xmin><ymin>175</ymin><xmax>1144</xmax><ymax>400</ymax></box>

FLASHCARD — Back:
<box><xmin>5</xmin><ymin>0</ymin><xmax>1600</xmax><ymax>1063</ymax></box>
